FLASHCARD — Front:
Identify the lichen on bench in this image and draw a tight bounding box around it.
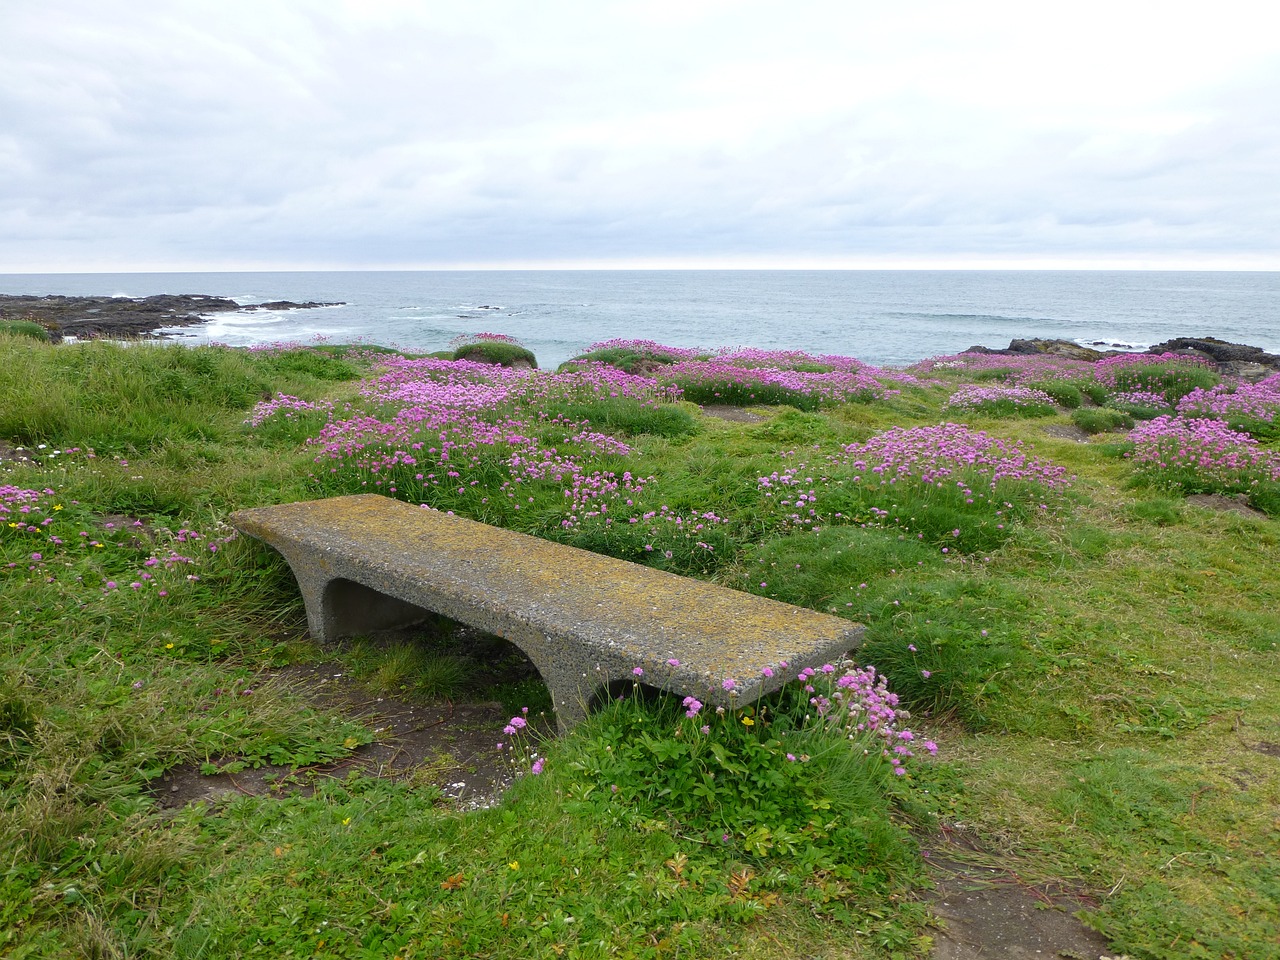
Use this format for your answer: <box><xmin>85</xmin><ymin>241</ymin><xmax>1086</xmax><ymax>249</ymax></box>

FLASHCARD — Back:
<box><xmin>230</xmin><ymin>494</ymin><xmax>863</xmax><ymax>732</ymax></box>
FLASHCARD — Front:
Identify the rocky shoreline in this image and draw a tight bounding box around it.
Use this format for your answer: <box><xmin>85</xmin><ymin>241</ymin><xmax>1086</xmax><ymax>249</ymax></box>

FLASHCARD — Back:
<box><xmin>0</xmin><ymin>293</ymin><xmax>343</xmax><ymax>343</ymax></box>
<box><xmin>3</xmin><ymin>294</ymin><xmax>1277</xmax><ymax>380</ymax></box>
<box><xmin>965</xmin><ymin>336</ymin><xmax>1280</xmax><ymax>381</ymax></box>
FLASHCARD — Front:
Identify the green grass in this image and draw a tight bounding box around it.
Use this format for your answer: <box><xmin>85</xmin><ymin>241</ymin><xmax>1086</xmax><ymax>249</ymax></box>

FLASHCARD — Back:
<box><xmin>1072</xmin><ymin>406</ymin><xmax>1134</xmax><ymax>433</ymax></box>
<box><xmin>454</xmin><ymin>340</ymin><xmax>538</xmax><ymax>367</ymax></box>
<box><xmin>0</xmin><ymin>320</ymin><xmax>49</xmax><ymax>341</ymax></box>
<box><xmin>3</xmin><ymin>335</ymin><xmax>1279</xmax><ymax>958</ymax></box>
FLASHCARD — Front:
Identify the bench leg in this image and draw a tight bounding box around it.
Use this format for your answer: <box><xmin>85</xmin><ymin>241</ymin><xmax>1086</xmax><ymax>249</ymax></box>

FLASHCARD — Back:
<box><xmin>289</xmin><ymin>568</ymin><xmax>432</xmax><ymax>645</ymax></box>
<box><xmin>286</xmin><ymin>559</ymin><xmax>604</xmax><ymax>735</ymax></box>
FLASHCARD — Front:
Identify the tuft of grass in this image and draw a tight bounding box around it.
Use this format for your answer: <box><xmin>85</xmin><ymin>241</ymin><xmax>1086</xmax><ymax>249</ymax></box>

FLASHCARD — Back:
<box><xmin>1026</xmin><ymin>379</ymin><xmax>1083</xmax><ymax>408</ymax></box>
<box><xmin>454</xmin><ymin>340</ymin><xmax>538</xmax><ymax>367</ymax></box>
<box><xmin>1072</xmin><ymin>406</ymin><xmax>1134</xmax><ymax>433</ymax></box>
<box><xmin>0</xmin><ymin>321</ymin><xmax>50</xmax><ymax>341</ymax></box>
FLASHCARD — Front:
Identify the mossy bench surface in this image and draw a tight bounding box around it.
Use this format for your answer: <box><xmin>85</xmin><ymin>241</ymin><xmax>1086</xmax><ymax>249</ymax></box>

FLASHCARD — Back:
<box><xmin>230</xmin><ymin>494</ymin><xmax>863</xmax><ymax>730</ymax></box>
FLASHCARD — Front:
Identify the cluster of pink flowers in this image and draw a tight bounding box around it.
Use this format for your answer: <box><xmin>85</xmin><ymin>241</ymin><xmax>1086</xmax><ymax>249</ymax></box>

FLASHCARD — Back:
<box><xmin>1109</xmin><ymin>390</ymin><xmax>1170</xmax><ymax>410</ymax></box>
<box><xmin>449</xmin><ymin>331</ymin><xmax>526</xmax><ymax>348</ymax></box>
<box><xmin>835</xmin><ymin>423</ymin><xmax>1072</xmax><ymax>490</ymax></box>
<box><xmin>945</xmin><ymin>384</ymin><xmax>1056</xmax><ymax>411</ymax></box>
<box><xmin>712</xmin><ymin>347</ymin><xmax>861</xmax><ymax>372</ymax></box>
<box><xmin>1177</xmin><ymin>380</ymin><xmax>1280</xmax><ymax>429</ymax></box>
<box><xmin>756</xmin><ymin>424</ymin><xmax>1070</xmax><ymax>538</ymax></box>
<box><xmin>496</xmin><ymin>707</ymin><xmax>544</xmax><ymax>775</ymax></box>
<box><xmin>911</xmin><ymin>351</ymin><xmax>1095</xmax><ymax>384</ymax></box>
<box><xmin>1092</xmin><ymin>351</ymin><xmax>1215</xmax><ymax>388</ymax></box>
<box><xmin>290</xmin><ymin>355</ymin><xmax>698</xmax><ymax>531</ymax></box>
<box><xmin>663</xmin><ymin>359</ymin><xmax>892</xmax><ymax>404</ymax></box>
<box><xmin>245</xmin><ymin>394</ymin><xmax>336</xmax><ymax>427</ymax></box>
<box><xmin>1127</xmin><ymin>416</ymin><xmax>1280</xmax><ymax>484</ymax></box>
<box><xmin>818</xmin><ymin>664</ymin><xmax>937</xmax><ymax>775</ymax></box>
<box><xmin>2</xmin><ymin>481</ymin><xmax>215</xmax><ymax>597</ymax></box>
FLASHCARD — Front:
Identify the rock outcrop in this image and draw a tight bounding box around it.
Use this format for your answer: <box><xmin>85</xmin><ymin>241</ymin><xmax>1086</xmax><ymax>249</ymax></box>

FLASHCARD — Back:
<box><xmin>967</xmin><ymin>336</ymin><xmax>1280</xmax><ymax>380</ymax></box>
<box><xmin>0</xmin><ymin>294</ymin><xmax>343</xmax><ymax>342</ymax></box>
<box><xmin>1147</xmin><ymin>337</ymin><xmax>1280</xmax><ymax>381</ymax></box>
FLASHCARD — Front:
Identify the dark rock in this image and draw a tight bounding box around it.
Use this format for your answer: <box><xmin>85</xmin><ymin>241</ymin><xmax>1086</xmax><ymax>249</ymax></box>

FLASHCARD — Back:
<box><xmin>0</xmin><ymin>294</ymin><xmax>344</xmax><ymax>343</ymax></box>
<box><xmin>1148</xmin><ymin>337</ymin><xmax>1280</xmax><ymax>378</ymax></box>
<box><xmin>245</xmin><ymin>300</ymin><xmax>338</xmax><ymax>311</ymax></box>
<box><xmin>979</xmin><ymin>339</ymin><xmax>1105</xmax><ymax>361</ymax></box>
<box><xmin>1149</xmin><ymin>336</ymin><xmax>1272</xmax><ymax>362</ymax></box>
<box><xmin>967</xmin><ymin>336</ymin><xmax>1278</xmax><ymax>378</ymax></box>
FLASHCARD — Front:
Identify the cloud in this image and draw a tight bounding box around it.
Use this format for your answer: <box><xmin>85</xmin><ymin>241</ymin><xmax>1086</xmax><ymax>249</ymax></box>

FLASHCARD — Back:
<box><xmin>2</xmin><ymin>0</ymin><xmax>1278</xmax><ymax>269</ymax></box>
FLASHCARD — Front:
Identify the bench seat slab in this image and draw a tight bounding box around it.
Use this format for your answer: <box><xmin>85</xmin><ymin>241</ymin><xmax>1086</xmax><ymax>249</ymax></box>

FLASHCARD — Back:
<box><xmin>231</xmin><ymin>494</ymin><xmax>863</xmax><ymax>731</ymax></box>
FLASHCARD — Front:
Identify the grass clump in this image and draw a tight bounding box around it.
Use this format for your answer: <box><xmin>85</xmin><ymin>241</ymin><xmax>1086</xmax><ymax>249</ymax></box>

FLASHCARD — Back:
<box><xmin>1126</xmin><ymin>415</ymin><xmax>1280</xmax><ymax>514</ymax></box>
<box><xmin>1095</xmin><ymin>353</ymin><xmax>1221</xmax><ymax>404</ymax></box>
<box><xmin>0</xmin><ymin>321</ymin><xmax>50</xmax><ymax>341</ymax></box>
<box><xmin>451</xmin><ymin>333</ymin><xmax>538</xmax><ymax>367</ymax></box>
<box><xmin>1025</xmin><ymin>379</ymin><xmax>1083</xmax><ymax>408</ymax></box>
<box><xmin>1072</xmin><ymin>406</ymin><xmax>1134</xmax><ymax>433</ymax></box>
<box><xmin>944</xmin><ymin>384</ymin><xmax>1058</xmax><ymax>417</ymax></box>
<box><xmin>563</xmin><ymin>338</ymin><xmax>704</xmax><ymax>373</ymax></box>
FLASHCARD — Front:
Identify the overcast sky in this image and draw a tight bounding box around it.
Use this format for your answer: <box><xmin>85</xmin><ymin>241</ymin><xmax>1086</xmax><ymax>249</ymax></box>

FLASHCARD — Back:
<box><xmin>3</xmin><ymin>1</ymin><xmax>1279</xmax><ymax>271</ymax></box>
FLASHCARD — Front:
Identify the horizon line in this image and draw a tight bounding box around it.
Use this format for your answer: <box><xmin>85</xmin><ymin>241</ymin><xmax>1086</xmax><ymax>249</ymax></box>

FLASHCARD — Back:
<box><xmin>6</xmin><ymin>259</ymin><xmax>1280</xmax><ymax>275</ymax></box>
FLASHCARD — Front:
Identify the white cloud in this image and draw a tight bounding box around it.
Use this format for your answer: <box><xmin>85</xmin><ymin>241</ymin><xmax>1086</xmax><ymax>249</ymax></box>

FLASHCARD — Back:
<box><xmin>1</xmin><ymin>0</ymin><xmax>1278</xmax><ymax>269</ymax></box>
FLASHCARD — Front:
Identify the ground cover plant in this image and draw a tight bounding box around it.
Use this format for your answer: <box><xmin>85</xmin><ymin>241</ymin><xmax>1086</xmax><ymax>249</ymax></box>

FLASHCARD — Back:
<box><xmin>2</xmin><ymin>331</ymin><xmax>1279</xmax><ymax>958</ymax></box>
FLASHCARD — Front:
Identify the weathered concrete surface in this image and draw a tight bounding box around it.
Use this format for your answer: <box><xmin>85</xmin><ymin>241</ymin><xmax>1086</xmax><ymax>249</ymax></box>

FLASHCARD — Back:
<box><xmin>231</xmin><ymin>494</ymin><xmax>863</xmax><ymax>731</ymax></box>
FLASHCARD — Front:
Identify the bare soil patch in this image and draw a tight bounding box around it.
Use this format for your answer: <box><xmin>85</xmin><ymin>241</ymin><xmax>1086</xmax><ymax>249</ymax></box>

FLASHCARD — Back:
<box><xmin>926</xmin><ymin>831</ymin><xmax>1118</xmax><ymax>959</ymax></box>
<box><xmin>700</xmin><ymin>404</ymin><xmax>766</xmax><ymax>423</ymax></box>
<box><xmin>1041</xmin><ymin>424</ymin><xmax>1094</xmax><ymax>444</ymax></box>
<box><xmin>0</xmin><ymin>441</ymin><xmax>35</xmax><ymax>463</ymax></box>
<box><xmin>1186</xmin><ymin>493</ymin><xmax>1268</xmax><ymax>519</ymax></box>
<box><xmin>155</xmin><ymin>662</ymin><xmax>517</xmax><ymax>811</ymax></box>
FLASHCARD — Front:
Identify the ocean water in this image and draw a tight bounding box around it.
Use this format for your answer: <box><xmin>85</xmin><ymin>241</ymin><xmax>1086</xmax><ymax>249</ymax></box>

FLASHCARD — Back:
<box><xmin>3</xmin><ymin>270</ymin><xmax>1277</xmax><ymax>369</ymax></box>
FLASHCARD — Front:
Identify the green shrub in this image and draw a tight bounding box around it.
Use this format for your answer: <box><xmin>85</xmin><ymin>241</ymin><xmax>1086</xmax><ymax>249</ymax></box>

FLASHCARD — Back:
<box><xmin>1125</xmin><ymin>498</ymin><xmax>1184</xmax><ymax>526</ymax></box>
<box><xmin>540</xmin><ymin>396</ymin><xmax>697</xmax><ymax>438</ymax></box>
<box><xmin>1027</xmin><ymin>380</ymin><xmax>1083</xmax><ymax>408</ymax></box>
<box><xmin>562</xmin><ymin>346</ymin><xmax>692</xmax><ymax>373</ymax></box>
<box><xmin>454</xmin><ymin>340</ymin><xmax>538</xmax><ymax>367</ymax></box>
<box><xmin>1107</xmin><ymin>361</ymin><xmax>1220</xmax><ymax>404</ymax></box>
<box><xmin>1081</xmin><ymin>383</ymin><xmax>1110</xmax><ymax>405</ymax></box>
<box><xmin>0</xmin><ymin>320</ymin><xmax>49</xmax><ymax>341</ymax></box>
<box><xmin>741</xmin><ymin>527</ymin><xmax>941</xmax><ymax>617</ymax></box>
<box><xmin>1072</xmin><ymin>407</ymin><xmax>1134</xmax><ymax>433</ymax></box>
<box><xmin>554</xmin><ymin>666</ymin><xmax>928</xmax><ymax>885</ymax></box>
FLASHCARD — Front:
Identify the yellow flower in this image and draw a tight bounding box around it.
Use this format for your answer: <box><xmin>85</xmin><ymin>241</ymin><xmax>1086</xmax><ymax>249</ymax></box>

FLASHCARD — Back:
<box><xmin>164</xmin><ymin>643</ymin><xmax>174</xmax><ymax>649</ymax></box>
<box><xmin>741</xmin><ymin>716</ymin><xmax>755</xmax><ymax>727</ymax></box>
<box><xmin>342</xmin><ymin>817</ymin><xmax>352</xmax><ymax>826</ymax></box>
<box><xmin>53</xmin><ymin>505</ymin><xmax>63</xmax><ymax>511</ymax></box>
<box><xmin>508</xmin><ymin>861</ymin><xmax>519</xmax><ymax>870</ymax></box>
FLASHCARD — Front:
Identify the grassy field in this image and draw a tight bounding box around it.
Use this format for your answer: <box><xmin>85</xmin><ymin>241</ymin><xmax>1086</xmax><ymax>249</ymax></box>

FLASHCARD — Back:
<box><xmin>2</xmin><ymin>333</ymin><xmax>1278</xmax><ymax>959</ymax></box>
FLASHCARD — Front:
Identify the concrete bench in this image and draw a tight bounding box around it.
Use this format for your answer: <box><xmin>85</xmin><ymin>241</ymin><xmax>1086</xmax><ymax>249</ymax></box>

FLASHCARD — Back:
<box><xmin>230</xmin><ymin>494</ymin><xmax>863</xmax><ymax>732</ymax></box>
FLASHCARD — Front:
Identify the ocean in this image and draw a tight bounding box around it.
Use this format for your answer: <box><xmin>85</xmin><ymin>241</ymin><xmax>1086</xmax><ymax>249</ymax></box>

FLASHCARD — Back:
<box><xmin>2</xmin><ymin>270</ymin><xmax>1277</xmax><ymax>369</ymax></box>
